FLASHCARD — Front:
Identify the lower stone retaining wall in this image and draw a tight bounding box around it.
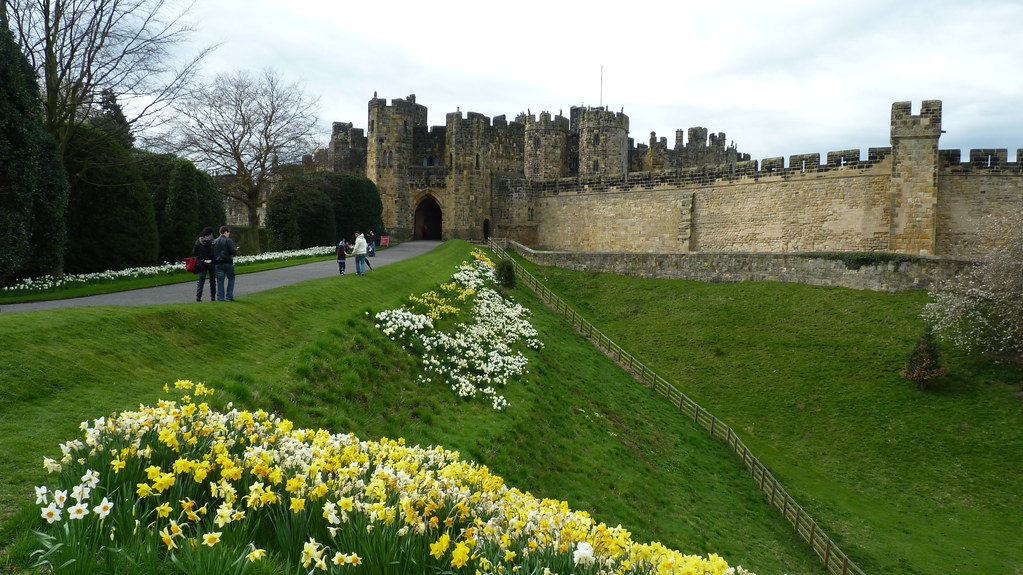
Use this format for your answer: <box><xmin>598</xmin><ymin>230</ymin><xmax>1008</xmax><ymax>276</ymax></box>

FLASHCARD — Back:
<box><xmin>503</xmin><ymin>241</ymin><xmax>971</xmax><ymax>291</ymax></box>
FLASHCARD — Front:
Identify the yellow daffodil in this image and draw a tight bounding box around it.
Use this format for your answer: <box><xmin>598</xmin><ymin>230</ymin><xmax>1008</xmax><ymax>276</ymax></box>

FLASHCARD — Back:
<box><xmin>246</xmin><ymin>548</ymin><xmax>266</xmax><ymax>562</ymax></box>
<box><xmin>155</xmin><ymin>502</ymin><xmax>172</xmax><ymax>518</ymax></box>
<box><xmin>451</xmin><ymin>542</ymin><xmax>470</xmax><ymax>568</ymax></box>
<box><xmin>430</xmin><ymin>533</ymin><xmax>451</xmax><ymax>559</ymax></box>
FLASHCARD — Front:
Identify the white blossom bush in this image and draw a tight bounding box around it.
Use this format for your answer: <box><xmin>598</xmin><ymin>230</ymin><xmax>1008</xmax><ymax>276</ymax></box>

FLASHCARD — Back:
<box><xmin>374</xmin><ymin>250</ymin><xmax>543</xmax><ymax>410</ymax></box>
<box><xmin>924</xmin><ymin>214</ymin><xmax>1023</xmax><ymax>354</ymax></box>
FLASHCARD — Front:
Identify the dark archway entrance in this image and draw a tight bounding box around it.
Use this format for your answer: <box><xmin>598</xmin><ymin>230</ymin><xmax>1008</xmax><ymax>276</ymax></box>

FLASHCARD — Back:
<box><xmin>414</xmin><ymin>196</ymin><xmax>442</xmax><ymax>240</ymax></box>
<box><xmin>483</xmin><ymin>218</ymin><xmax>491</xmax><ymax>240</ymax></box>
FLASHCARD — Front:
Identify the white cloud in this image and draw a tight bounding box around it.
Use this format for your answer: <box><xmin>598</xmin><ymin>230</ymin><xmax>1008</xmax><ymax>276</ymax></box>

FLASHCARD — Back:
<box><xmin>175</xmin><ymin>0</ymin><xmax>1023</xmax><ymax>162</ymax></box>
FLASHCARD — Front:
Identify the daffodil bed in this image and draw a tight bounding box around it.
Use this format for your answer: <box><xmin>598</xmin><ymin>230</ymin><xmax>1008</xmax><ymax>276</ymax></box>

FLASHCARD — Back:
<box><xmin>32</xmin><ymin>381</ymin><xmax>753</xmax><ymax>575</ymax></box>
<box><xmin>374</xmin><ymin>249</ymin><xmax>543</xmax><ymax>410</ymax></box>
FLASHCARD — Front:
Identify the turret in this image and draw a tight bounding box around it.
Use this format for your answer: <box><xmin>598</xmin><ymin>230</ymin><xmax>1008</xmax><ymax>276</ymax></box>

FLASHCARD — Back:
<box><xmin>577</xmin><ymin>107</ymin><xmax>629</xmax><ymax>178</ymax></box>
<box><xmin>889</xmin><ymin>100</ymin><xmax>942</xmax><ymax>254</ymax></box>
<box><xmin>524</xmin><ymin>111</ymin><xmax>570</xmax><ymax>181</ymax></box>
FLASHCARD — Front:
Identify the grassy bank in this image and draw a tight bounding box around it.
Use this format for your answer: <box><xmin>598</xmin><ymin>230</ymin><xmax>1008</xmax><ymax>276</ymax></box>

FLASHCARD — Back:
<box><xmin>0</xmin><ymin>241</ymin><xmax>825</xmax><ymax>574</ymax></box>
<box><xmin>514</xmin><ymin>256</ymin><xmax>1023</xmax><ymax>575</ymax></box>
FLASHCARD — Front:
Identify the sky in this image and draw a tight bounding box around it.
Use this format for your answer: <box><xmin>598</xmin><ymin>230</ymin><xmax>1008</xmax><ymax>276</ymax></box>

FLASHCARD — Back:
<box><xmin>178</xmin><ymin>0</ymin><xmax>1023</xmax><ymax>163</ymax></box>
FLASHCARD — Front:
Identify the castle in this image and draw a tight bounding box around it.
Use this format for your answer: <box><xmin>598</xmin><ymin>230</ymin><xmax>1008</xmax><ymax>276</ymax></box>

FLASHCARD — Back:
<box><xmin>311</xmin><ymin>95</ymin><xmax>1020</xmax><ymax>261</ymax></box>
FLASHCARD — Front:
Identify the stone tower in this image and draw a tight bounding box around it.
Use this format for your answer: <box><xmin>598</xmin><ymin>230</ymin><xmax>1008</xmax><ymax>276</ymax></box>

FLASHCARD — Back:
<box><xmin>367</xmin><ymin>94</ymin><xmax>427</xmax><ymax>238</ymax></box>
<box><xmin>327</xmin><ymin>122</ymin><xmax>367</xmax><ymax>176</ymax></box>
<box><xmin>889</xmin><ymin>100</ymin><xmax>942</xmax><ymax>254</ymax></box>
<box><xmin>577</xmin><ymin>107</ymin><xmax>630</xmax><ymax>178</ymax></box>
<box><xmin>444</xmin><ymin>110</ymin><xmax>495</xmax><ymax>240</ymax></box>
<box><xmin>524</xmin><ymin>111</ymin><xmax>570</xmax><ymax>181</ymax></box>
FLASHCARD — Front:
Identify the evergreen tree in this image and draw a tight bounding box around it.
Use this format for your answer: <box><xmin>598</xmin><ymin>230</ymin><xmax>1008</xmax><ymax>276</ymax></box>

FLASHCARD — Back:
<box><xmin>266</xmin><ymin>179</ymin><xmax>334</xmax><ymax>251</ymax></box>
<box><xmin>88</xmin><ymin>89</ymin><xmax>135</xmax><ymax>149</ymax></box>
<box><xmin>0</xmin><ymin>24</ymin><xmax>68</xmax><ymax>284</ymax></box>
<box><xmin>63</xmin><ymin>125</ymin><xmax>158</xmax><ymax>273</ymax></box>
<box><xmin>901</xmin><ymin>326</ymin><xmax>948</xmax><ymax>391</ymax></box>
<box><xmin>266</xmin><ymin>171</ymin><xmax>385</xmax><ymax>250</ymax></box>
<box><xmin>332</xmin><ymin>172</ymin><xmax>385</xmax><ymax>240</ymax></box>
<box><xmin>136</xmin><ymin>151</ymin><xmax>224</xmax><ymax>262</ymax></box>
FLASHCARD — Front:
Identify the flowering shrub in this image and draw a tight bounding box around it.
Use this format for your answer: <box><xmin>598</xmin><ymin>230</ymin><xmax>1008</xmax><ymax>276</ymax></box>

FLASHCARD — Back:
<box><xmin>32</xmin><ymin>380</ymin><xmax>753</xmax><ymax>575</ymax></box>
<box><xmin>923</xmin><ymin>214</ymin><xmax>1023</xmax><ymax>354</ymax></box>
<box><xmin>3</xmin><ymin>246</ymin><xmax>336</xmax><ymax>293</ymax></box>
<box><xmin>375</xmin><ymin>250</ymin><xmax>543</xmax><ymax>410</ymax></box>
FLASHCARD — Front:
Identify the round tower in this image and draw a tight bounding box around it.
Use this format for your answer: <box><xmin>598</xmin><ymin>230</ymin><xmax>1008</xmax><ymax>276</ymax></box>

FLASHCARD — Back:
<box><xmin>524</xmin><ymin>111</ymin><xmax>570</xmax><ymax>181</ymax></box>
<box><xmin>577</xmin><ymin>107</ymin><xmax>629</xmax><ymax>178</ymax></box>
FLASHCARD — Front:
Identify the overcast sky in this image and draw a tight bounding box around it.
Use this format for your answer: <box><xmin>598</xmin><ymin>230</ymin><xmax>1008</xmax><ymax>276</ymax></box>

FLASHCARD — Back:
<box><xmin>181</xmin><ymin>0</ymin><xmax>1023</xmax><ymax>163</ymax></box>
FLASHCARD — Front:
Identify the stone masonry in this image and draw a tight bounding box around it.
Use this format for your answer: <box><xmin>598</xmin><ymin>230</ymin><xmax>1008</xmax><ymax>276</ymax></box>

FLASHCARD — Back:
<box><xmin>310</xmin><ymin>97</ymin><xmax>1021</xmax><ymax>263</ymax></box>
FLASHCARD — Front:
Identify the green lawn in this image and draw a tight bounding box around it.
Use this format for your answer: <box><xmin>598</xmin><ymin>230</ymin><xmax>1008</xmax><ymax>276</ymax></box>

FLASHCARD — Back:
<box><xmin>515</xmin><ymin>256</ymin><xmax>1023</xmax><ymax>575</ymax></box>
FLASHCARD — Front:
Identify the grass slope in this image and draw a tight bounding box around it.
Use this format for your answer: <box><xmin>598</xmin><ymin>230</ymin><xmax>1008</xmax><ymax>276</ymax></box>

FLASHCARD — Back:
<box><xmin>0</xmin><ymin>241</ymin><xmax>824</xmax><ymax>575</ymax></box>
<box><xmin>519</xmin><ymin>259</ymin><xmax>1023</xmax><ymax>575</ymax></box>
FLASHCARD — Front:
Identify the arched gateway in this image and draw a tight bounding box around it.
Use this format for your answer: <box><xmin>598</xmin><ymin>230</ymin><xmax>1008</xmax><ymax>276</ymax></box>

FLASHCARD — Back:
<box><xmin>414</xmin><ymin>196</ymin><xmax>443</xmax><ymax>240</ymax></box>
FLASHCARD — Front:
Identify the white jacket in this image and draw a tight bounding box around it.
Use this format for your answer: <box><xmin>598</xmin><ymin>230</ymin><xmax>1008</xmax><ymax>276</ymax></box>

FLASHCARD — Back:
<box><xmin>352</xmin><ymin>235</ymin><xmax>368</xmax><ymax>255</ymax></box>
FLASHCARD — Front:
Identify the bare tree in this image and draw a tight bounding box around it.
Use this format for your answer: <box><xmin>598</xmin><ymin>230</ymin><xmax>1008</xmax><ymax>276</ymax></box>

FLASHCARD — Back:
<box><xmin>170</xmin><ymin>68</ymin><xmax>320</xmax><ymax>232</ymax></box>
<box><xmin>4</xmin><ymin>0</ymin><xmax>213</xmax><ymax>152</ymax></box>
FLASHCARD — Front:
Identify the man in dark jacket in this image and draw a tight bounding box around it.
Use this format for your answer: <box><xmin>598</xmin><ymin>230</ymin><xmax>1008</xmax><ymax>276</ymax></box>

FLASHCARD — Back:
<box><xmin>212</xmin><ymin>226</ymin><xmax>239</xmax><ymax>301</ymax></box>
<box><xmin>192</xmin><ymin>227</ymin><xmax>217</xmax><ymax>301</ymax></box>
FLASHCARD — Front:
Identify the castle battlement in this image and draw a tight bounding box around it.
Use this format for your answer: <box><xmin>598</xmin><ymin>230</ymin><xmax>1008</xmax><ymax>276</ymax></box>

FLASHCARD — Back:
<box><xmin>891</xmin><ymin>100</ymin><xmax>942</xmax><ymax>138</ymax></box>
<box><xmin>523</xmin><ymin>111</ymin><xmax>570</xmax><ymax>132</ymax></box>
<box><xmin>938</xmin><ymin>148</ymin><xmax>1023</xmax><ymax>171</ymax></box>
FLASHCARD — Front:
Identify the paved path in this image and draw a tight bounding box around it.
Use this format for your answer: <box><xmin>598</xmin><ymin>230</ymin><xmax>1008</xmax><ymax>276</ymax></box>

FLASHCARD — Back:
<box><xmin>1</xmin><ymin>241</ymin><xmax>443</xmax><ymax>314</ymax></box>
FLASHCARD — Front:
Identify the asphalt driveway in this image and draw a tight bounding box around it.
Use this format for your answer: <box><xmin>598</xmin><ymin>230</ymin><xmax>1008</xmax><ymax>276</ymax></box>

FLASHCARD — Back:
<box><xmin>1</xmin><ymin>241</ymin><xmax>442</xmax><ymax>314</ymax></box>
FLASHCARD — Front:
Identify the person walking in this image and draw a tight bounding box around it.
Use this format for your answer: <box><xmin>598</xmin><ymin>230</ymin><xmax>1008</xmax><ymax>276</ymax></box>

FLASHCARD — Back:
<box><xmin>352</xmin><ymin>231</ymin><xmax>368</xmax><ymax>276</ymax></box>
<box><xmin>212</xmin><ymin>226</ymin><xmax>239</xmax><ymax>301</ymax></box>
<box><xmin>336</xmin><ymin>237</ymin><xmax>350</xmax><ymax>275</ymax></box>
<box><xmin>192</xmin><ymin>227</ymin><xmax>217</xmax><ymax>301</ymax></box>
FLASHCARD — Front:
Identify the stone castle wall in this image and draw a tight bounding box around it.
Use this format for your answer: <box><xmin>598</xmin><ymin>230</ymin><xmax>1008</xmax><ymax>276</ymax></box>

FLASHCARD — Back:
<box><xmin>529</xmin><ymin>160</ymin><xmax>894</xmax><ymax>254</ymax></box>
<box><xmin>318</xmin><ymin>96</ymin><xmax>1022</xmax><ymax>279</ymax></box>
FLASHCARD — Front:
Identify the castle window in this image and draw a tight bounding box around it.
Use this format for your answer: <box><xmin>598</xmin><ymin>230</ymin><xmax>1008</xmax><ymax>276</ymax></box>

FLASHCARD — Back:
<box><xmin>532</xmin><ymin>163</ymin><xmax>539</xmax><ymax>175</ymax></box>
<box><xmin>533</xmin><ymin>136</ymin><xmax>541</xmax><ymax>150</ymax></box>
<box><xmin>404</xmin><ymin>120</ymin><xmax>409</xmax><ymax>134</ymax></box>
<box><xmin>422</xmin><ymin>157</ymin><xmax>429</xmax><ymax>167</ymax></box>
<box><xmin>475</xmin><ymin>154</ymin><xmax>480</xmax><ymax>169</ymax></box>
<box><xmin>527</xmin><ymin>207</ymin><xmax>534</xmax><ymax>222</ymax></box>
<box><xmin>449</xmin><ymin>153</ymin><xmax>453</xmax><ymax>166</ymax></box>
<box><xmin>594</xmin><ymin>134</ymin><xmax>600</xmax><ymax>145</ymax></box>
<box><xmin>593</xmin><ymin>160</ymin><xmax>599</xmax><ymax>172</ymax></box>
<box><xmin>388</xmin><ymin>151</ymin><xmax>393</xmax><ymax>168</ymax></box>
<box><xmin>369</xmin><ymin>120</ymin><xmax>374</xmax><ymax>134</ymax></box>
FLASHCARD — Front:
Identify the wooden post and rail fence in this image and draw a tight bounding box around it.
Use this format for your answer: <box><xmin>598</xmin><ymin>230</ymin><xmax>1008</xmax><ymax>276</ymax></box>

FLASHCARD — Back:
<box><xmin>487</xmin><ymin>238</ymin><xmax>866</xmax><ymax>575</ymax></box>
